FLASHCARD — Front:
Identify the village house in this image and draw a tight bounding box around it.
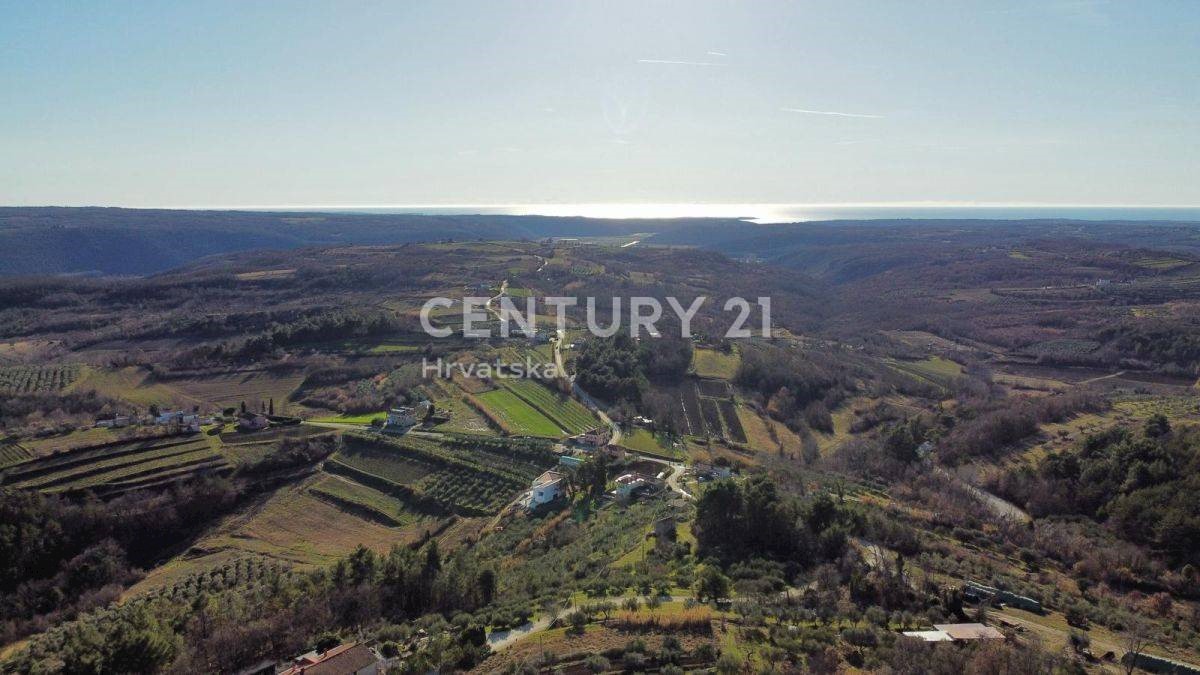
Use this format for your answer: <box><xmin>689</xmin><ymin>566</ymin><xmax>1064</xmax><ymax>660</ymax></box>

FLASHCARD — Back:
<box><xmin>385</xmin><ymin>401</ymin><xmax>431</xmax><ymax>431</ymax></box>
<box><xmin>237</xmin><ymin>413</ymin><xmax>269</xmax><ymax>432</ymax></box>
<box><xmin>277</xmin><ymin>643</ymin><xmax>383</xmax><ymax>675</ymax></box>
<box><xmin>614</xmin><ymin>472</ymin><xmax>652</xmax><ymax>500</ymax></box>
<box><xmin>527</xmin><ymin>470</ymin><xmax>565</xmax><ymax>509</ymax></box>
<box><xmin>573</xmin><ymin>427</ymin><xmax>609</xmax><ymax>448</ymax></box>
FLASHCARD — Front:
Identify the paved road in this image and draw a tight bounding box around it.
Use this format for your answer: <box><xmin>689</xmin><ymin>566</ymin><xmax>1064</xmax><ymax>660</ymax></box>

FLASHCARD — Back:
<box><xmin>935</xmin><ymin>468</ymin><xmax>1031</xmax><ymax>524</ymax></box>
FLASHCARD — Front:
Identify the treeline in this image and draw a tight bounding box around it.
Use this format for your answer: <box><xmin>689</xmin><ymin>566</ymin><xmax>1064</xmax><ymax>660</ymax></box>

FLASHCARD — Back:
<box><xmin>994</xmin><ymin>419</ymin><xmax>1200</xmax><ymax>568</ymax></box>
<box><xmin>935</xmin><ymin>390</ymin><xmax>1107</xmax><ymax>465</ymax></box>
<box><xmin>0</xmin><ymin>389</ymin><xmax>118</xmax><ymax>434</ymax></box>
<box><xmin>0</xmin><ymin>478</ymin><xmax>240</xmax><ymax>644</ymax></box>
<box><xmin>574</xmin><ymin>334</ymin><xmax>692</xmax><ymax>403</ymax></box>
<box><xmin>735</xmin><ymin>343</ymin><xmax>852</xmax><ymax>432</ymax></box>
<box><xmin>0</xmin><ymin>435</ymin><xmax>339</xmax><ymax>643</ymax></box>
<box><xmin>695</xmin><ymin>476</ymin><xmax>857</xmax><ymax>568</ymax></box>
<box><xmin>1099</xmin><ymin>319</ymin><xmax>1200</xmax><ymax>376</ymax></box>
<box><xmin>4</xmin><ymin>541</ymin><xmax>496</xmax><ymax>674</ymax></box>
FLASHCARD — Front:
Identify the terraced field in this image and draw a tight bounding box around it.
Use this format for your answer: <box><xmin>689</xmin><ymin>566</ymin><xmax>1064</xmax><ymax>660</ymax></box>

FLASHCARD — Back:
<box><xmin>333</xmin><ymin>444</ymin><xmax>434</xmax><ymax>485</ymax></box>
<box><xmin>196</xmin><ymin>482</ymin><xmax>430</xmax><ymax>569</ymax></box>
<box><xmin>0</xmin><ymin>434</ymin><xmax>229</xmax><ymax>496</ymax></box>
<box><xmin>330</xmin><ymin>433</ymin><xmax>549</xmax><ymax>515</ymax></box>
<box><xmin>0</xmin><ymin>438</ymin><xmax>31</xmax><ymax>468</ymax></box>
<box><xmin>717</xmin><ymin>400</ymin><xmax>747</xmax><ymax>443</ymax></box>
<box><xmin>476</xmin><ymin>387</ymin><xmax>564</xmax><ymax>437</ymax></box>
<box><xmin>159</xmin><ymin>368</ymin><xmax>307</xmax><ymax>414</ymax></box>
<box><xmin>500</xmin><ymin>379</ymin><xmax>597</xmax><ymax>434</ymax></box>
<box><xmin>307</xmin><ymin>474</ymin><xmax>416</xmax><ymax>526</ymax></box>
<box><xmin>0</xmin><ymin>363</ymin><xmax>81</xmax><ymax>393</ymax></box>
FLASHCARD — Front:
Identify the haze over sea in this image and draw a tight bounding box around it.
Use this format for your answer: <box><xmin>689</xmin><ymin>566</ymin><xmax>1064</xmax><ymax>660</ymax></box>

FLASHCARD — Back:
<box><xmin>253</xmin><ymin>204</ymin><xmax>1200</xmax><ymax>224</ymax></box>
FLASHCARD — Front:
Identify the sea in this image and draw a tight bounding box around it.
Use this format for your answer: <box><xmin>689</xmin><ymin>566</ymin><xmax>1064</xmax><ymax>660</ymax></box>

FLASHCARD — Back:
<box><xmin>255</xmin><ymin>204</ymin><xmax>1200</xmax><ymax>224</ymax></box>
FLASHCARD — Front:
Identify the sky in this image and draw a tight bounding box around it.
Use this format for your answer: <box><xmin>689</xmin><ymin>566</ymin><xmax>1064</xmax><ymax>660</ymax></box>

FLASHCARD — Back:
<box><xmin>1</xmin><ymin>0</ymin><xmax>1198</xmax><ymax>208</ymax></box>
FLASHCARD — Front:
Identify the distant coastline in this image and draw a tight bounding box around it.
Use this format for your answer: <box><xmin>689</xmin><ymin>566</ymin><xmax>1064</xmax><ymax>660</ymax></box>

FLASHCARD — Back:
<box><xmin>235</xmin><ymin>203</ymin><xmax>1200</xmax><ymax>224</ymax></box>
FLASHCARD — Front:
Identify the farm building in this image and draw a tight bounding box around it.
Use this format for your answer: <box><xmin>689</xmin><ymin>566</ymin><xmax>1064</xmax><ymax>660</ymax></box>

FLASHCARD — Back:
<box><xmin>238</xmin><ymin>414</ymin><xmax>270</xmax><ymax>431</ymax></box>
<box><xmin>902</xmin><ymin>623</ymin><xmax>1005</xmax><ymax>642</ymax></box>
<box><xmin>94</xmin><ymin>415</ymin><xmax>132</xmax><ymax>428</ymax></box>
<box><xmin>963</xmin><ymin>581</ymin><xmax>1043</xmax><ymax>613</ymax></box>
<box><xmin>527</xmin><ymin>470</ymin><xmax>565</xmax><ymax>508</ymax></box>
<box><xmin>278</xmin><ymin>643</ymin><xmax>383</xmax><ymax>675</ymax></box>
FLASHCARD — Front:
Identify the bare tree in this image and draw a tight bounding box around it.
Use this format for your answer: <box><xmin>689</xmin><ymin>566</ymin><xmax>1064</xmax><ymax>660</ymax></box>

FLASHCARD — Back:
<box><xmin>1121</xmin><ymin>617</ymin><xmax>1151</xmax><ymax>675</ymax></box>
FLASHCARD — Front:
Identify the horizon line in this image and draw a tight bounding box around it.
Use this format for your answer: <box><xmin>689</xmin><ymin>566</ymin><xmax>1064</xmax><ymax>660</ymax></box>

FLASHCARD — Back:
<box><xmin>5</xmin><ymin>201</ymin><xmax>1200</xmax><ymax>211</ymax></box>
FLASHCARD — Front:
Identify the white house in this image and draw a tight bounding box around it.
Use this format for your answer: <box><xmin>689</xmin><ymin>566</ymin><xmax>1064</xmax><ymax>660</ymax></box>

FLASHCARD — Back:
<box><xmin>387</xmin><ymin>401</ymin><xmax>431</xmax><ymax>429</ymax></box>
<box><xmin>614</xmin><ymin>473</ymin><xmax>649</xmax><ymax>500</ymax></box>
<box><xmin>528</xmin><ymin>470</ymin><xmax>565</xmax><ymax>508</ymax></box>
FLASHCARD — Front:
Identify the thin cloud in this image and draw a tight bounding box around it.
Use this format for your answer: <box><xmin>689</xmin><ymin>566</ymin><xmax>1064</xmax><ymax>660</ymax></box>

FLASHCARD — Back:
<box><xmin>781</xmin><ymin>107</ymin><xmax>884</xmax><ymax>119</ymax></box>
<box><xmin>706</xmin><ymin>51</ymin><xmax>728</xmax><ymax>57</ymax></box>
<box><xmin>637</xmin><ymin>58</ymin><xmax>726</xmax><ymax>67</ymax></box>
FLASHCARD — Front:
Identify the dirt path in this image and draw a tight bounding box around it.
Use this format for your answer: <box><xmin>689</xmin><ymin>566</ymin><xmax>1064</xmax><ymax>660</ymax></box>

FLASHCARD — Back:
<box><xmin>1077</xmin><ymin>370</ymin><xmax>1127</xmax><ymax>385</ymax></box>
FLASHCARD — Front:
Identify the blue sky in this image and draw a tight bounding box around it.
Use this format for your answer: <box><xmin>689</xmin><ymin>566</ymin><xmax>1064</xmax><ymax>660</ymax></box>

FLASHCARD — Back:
<box><xmin>1</xmin><ymin>0</ymin><xmax>1197</xmax><ymax>207</ymax></box>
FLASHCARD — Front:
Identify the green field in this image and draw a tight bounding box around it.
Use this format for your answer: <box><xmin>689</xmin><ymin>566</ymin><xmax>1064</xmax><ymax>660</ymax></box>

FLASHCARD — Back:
<box><xmin>619</xmin><ymin>428</ymin><xmax>680</xmax><ymax>460</ymax></box>
<box><xmin>887</xmin><ymin>356</ymin><xmax>962</xmax><ymax>388</ymax></box>
<box><xmin>691</xmin><ymin>347</ymin><xmax>740</xmax><ymax>380</ymax></box>
<box><xmin>334</xmin><ymin>445</ymin><xmax>433</xmax><ymax>485</ymax></box>
<box><xmin>501</xmin><ymin>379</ymin><xmax>597</xmax><ymax>434</ymax></box>
<box><xmin>476</xmin><ymin>388</ymin><xmax>565</xmax><ymax>437</ymax></box>
<box><xmin>309</xmin><ymin>410</ymin><xmax>387</xmax><ymax>425</ymax></box>
<box><xmin>367</xmin><ymin>343</ymin><xmax>422</xmax><ymax>354</ymax></box>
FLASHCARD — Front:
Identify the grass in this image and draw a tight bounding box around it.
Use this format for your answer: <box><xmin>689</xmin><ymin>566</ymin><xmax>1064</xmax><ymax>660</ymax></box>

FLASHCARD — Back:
<box><xmin>309</xmin><ymin>410</ymin><xmax>387</xmax><ymax>425</ymax></box>
<box><xmin>501</xmin><ymin>379</ymin><xmax>597</xmax><ymax>434</ymax></box>
<box><xmin>70</xmin><ymin>366</ymin><xmax>192</xmax><ymax>407</ymax></box>
<box><xmin>194</xmin><ymin>479</ymin><xmax>434</xmax><ymax>569</ymax></box>
<box><xmin>887</xmin><ymin>356</ymin><xmax>962</xmax><ymax>389</ymax></box>
<box><xmin>691</xmin><ymin>347</ymin><xmax>740</xmax><ymax>380</ymax></box>
<box><xmin>426</xmin><ymin>387</ymin><xmax>495</xmax><ymax>434</ymax></box>
<box><xmin>20</xmin><ymin>427</ymin><xmax>122</xmax><ymax>455</ymax></box>
<box><xmin>4</xmin><ymin>435</ymin><xmax>227</xmax><ymax>494</ymax></box>
<box><xmin>476</xmin><ymin>388</ymin><xmax>565</xmax><ymax>437</ymax></box>
<box><xmin>366</xmin><ymin>342</ymin><xmax>422</xmax><ymax>354</ymax></box>
<box><xmin>308</xmin><ymin>474</ymin><xmax>416</xmax><ymax>526</ymax></box>
<box><xmin>333</xmin><ymin>448</ymin><xmax>432</xmax><ymax>485</ymax></box>
<box><xmin>160</xmin><ymin>368</ymin><xmax>306</xmax><ymax>414</ymax></box>
<box><xmin>619</xmin><ymin>428</ymin><xmax>680</xmax><ymax>460</ymax></box>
